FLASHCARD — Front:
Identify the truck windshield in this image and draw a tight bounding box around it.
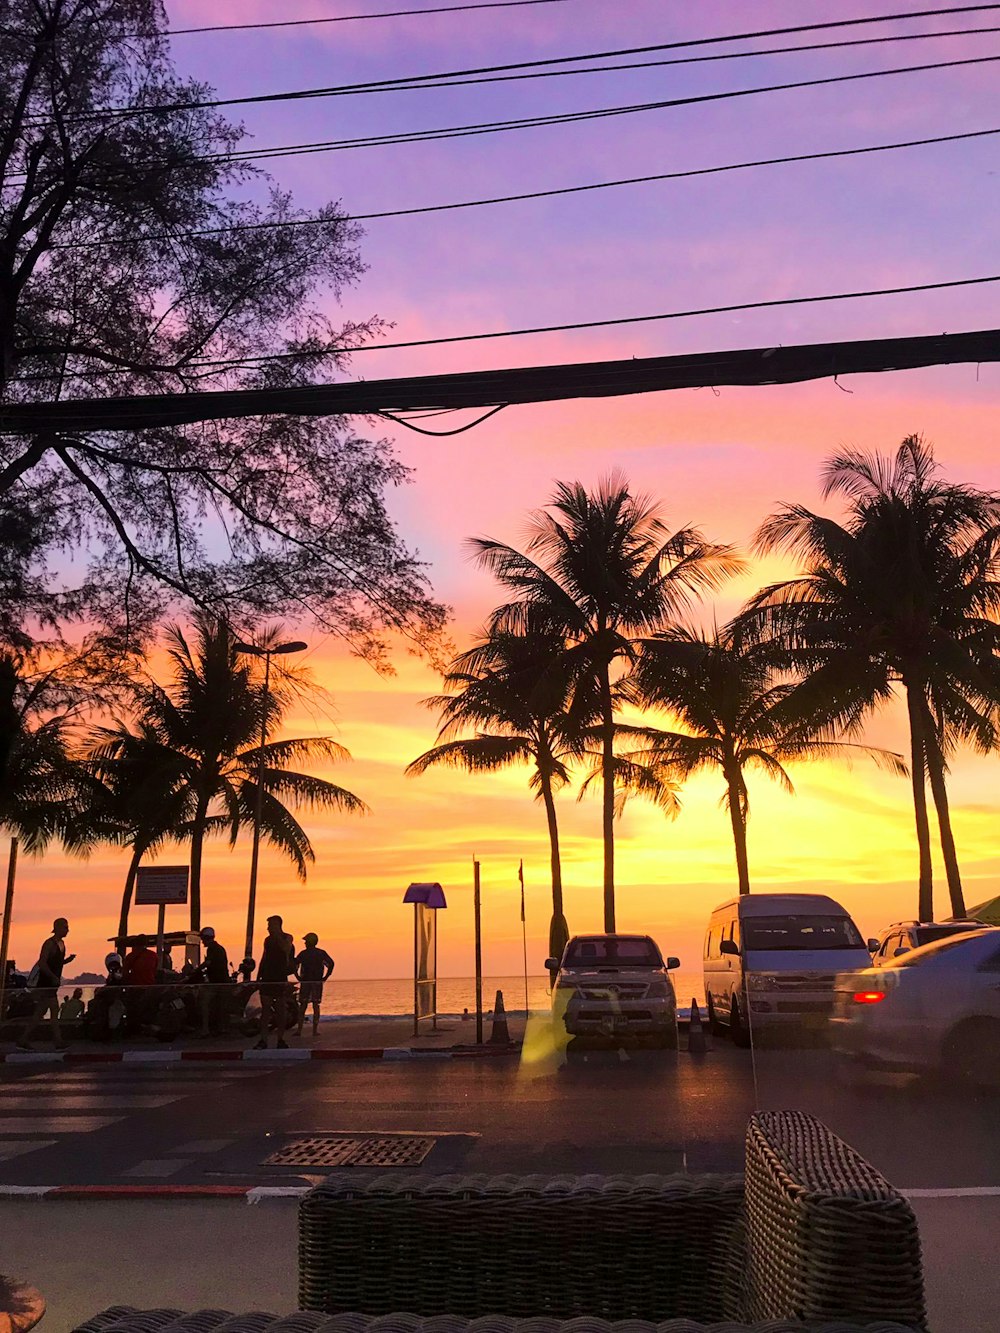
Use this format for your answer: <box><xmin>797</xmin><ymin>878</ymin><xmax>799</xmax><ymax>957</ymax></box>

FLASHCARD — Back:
<box><xmin>564</xmin><ymin>938</ymin><xmax>663</xmax><ymax>966</ymax></box>
<box><xmin>742</xmin><ymin>916</ymin><xmax>864</xmax><ymax>950</ymax></box>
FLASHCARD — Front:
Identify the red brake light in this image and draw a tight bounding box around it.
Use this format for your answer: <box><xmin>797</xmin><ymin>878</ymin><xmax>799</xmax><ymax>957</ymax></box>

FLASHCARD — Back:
<box><xmin>852</xmin><ymin>990</ymin><xmax>885</xmax><ymax>1004</ymax></box>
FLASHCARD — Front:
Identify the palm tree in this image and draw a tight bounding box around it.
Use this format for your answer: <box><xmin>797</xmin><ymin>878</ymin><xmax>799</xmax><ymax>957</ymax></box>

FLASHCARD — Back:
<box><xmin>745</xmin><ymin>436</ymin><xmax>1000</xmax><ymax>920</ymax></box>
<box><xmin>406</xmin><ymin>625</ymin><xmax>587</xmax><ymax>964</ymax></box>
<box><xmin>71</xmin><ymin>749</ymin><xmax>224</xmax><ymax>943</ymax></box>
<box><xmin>471</xmin><ymin>473</ymin><xmax>741</xmax><ymax>930</ymax></box>
<box><xmin>91</xmin><ymin>617</ymin><xmax>369</xmax><ymax>930</ymax></box>
<box><xmin>0</xmin><ymin>650</ymin><xmax>82</xmax><ymax>852</ymax></box>
<box><xmin>630</xmin><ymin>625</ymin><xmax>907</xmax><ymax>895</ymax></box>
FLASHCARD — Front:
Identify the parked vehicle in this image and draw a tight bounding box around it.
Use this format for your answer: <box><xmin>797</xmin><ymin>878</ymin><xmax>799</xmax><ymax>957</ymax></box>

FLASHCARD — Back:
<box><xmin>704</xmin><ymin>893</ymin><xmax>873</xmax><ymax>1046</ymax></box>
<box><xmin>830</xmin><ymin>928</ymin><xmax>1000</xmax><ymax>1085</ymax></box>
<box><xmin>547</xmin><ymin>934</ymin><xmax>679</xmax><ymax>1048</ymax></box>
<box><xmin>869</xmin><ymin>919</ymin><xmax>984</xmax><ymax>966</ymax></box>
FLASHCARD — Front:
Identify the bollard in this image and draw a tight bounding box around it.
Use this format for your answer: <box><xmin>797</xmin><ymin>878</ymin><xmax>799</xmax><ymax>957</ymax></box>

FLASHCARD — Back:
<box><xmin>490</xmin><ymin>988</ymin><xmax>511</xmax><ymax>1044</ymax></box>
<box><xmin>687</xmin><ymin>997</ymin><xmax>707</xmax><ymax>1055</ymax></box>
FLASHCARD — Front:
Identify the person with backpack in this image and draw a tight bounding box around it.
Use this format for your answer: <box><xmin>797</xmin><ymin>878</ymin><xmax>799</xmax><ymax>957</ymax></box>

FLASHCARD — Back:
<box><xmin>18</xmin><ymin>918</ymin><xmax>75</xmax><ymax>1050</ymax></box>
<box><xmin>294</xmin><ymin>932</ymin><xmax>335</xmax><ymax>1038</ymax></box>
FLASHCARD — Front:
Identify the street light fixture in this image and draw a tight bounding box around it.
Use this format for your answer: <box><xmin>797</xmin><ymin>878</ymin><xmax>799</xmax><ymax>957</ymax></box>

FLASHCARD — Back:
<box><xmin>233</xmin><ymin>638</ymin><xmax>308</xmax><ymax>959</ymax></box>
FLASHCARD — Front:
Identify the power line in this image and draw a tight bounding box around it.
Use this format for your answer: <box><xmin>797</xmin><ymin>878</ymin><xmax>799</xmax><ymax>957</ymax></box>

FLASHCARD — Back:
<box><xmin>49</xmin><ymin>125</ymin><xmax>1000</xmax><ymax>250</ymax></box>
<box><xmin>149</xmin><ymin>23</ymin><xmax>1000</xmax><ymax>95</ymax></box>
<box><xmin>166</xmin><ymin>0</ymin><xmax>577</xmax><ymax>35</ymax></box>
<box><xmin>2</xmin><ymin>328</ymin><xmax>997</xmax><ymax>433</ymax></box>
<box><xmin>13</xmin><ymin>273</ymin><xmax>1000</xmax><ymax>386</ymax></box>
<box><xmin>185</xmin><ymin>272</ymin><xmax>1000</xmax><ymax>362</ymax></box>
<box><xmin>48</xmin><ymin>5</ymin><xmax>1000</xmax><ymax>120</ymax></box>
<box><xmin>198</xmin><ymin>55</ymin><xmax>1000</xmax><ymax>165</ymax></box>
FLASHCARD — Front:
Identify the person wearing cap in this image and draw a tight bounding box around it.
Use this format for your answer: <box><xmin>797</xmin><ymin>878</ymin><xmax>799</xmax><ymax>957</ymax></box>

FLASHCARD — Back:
<box><xmin>195</xmin><ymin>926</ymin><xmax>230</xmax><ymax>1038</ymax></box>
<box><xmin>293</xmin><ymin>933</ymin><xmax>335</xmax><ymax>1038</ymax></box>
<box><xmin>254</xmin><ymin>915</ymin><xmax>295</xmax><ymax>1049</ymax></box>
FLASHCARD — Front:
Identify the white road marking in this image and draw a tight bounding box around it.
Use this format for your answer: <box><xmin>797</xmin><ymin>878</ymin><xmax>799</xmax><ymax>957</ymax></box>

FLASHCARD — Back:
<box><xmin>904</xmin><ymin>1186</ymin><xmax>1000</xmax><ymax>1198</ymax></box>
<box><xmin>121</xmin><ymin>1159</ymin><xmax>194</xmax><ymax>1178</ymax></box>
<box><xmin>0</xmin><ymin>1140</ymin><xmax>57</xmax><ymax>1161</ymax></box>
<box><xmin>0</xmin><ymin>1116</ymin><xmax>122</xmax><ymax>1133</ymax></box>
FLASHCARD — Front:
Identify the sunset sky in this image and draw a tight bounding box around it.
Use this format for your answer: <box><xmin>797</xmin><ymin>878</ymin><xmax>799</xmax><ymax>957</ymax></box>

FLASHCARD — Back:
<box><xmin>10</xmin><ymin>0</ymin><xmax>1000</xmax><ymax>979</ymax></box>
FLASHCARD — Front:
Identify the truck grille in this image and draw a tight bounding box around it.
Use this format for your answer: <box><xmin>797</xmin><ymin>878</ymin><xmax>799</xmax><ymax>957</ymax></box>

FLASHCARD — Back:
<box><xmin>581</xmin><ymin>983</ymin><xmax>648</xmax><ymax>1000</ymax></box>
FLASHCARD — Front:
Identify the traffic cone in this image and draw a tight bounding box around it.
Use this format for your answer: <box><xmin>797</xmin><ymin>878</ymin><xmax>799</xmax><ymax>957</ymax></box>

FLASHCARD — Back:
<box><xmin>490</xmin><ymin>989</ymin><xmax>511</xmax><ymax>1044</ymax></box>
<box><xmin>687</xmin><ymin>997</ymin><xmax>707</xmax><ymax>1055</ymax></box>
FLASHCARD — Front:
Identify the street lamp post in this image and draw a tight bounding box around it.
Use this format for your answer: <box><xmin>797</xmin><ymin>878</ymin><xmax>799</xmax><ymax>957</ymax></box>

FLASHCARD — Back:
<box><xmin>233</xmin><ymin>638</ymin><xmax>307</xmax><ymax>961</ymax></box>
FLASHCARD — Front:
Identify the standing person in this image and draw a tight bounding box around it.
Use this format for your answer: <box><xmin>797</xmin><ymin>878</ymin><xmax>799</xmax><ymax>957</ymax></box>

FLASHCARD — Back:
<box><xmin>122</xmin><ymin>934</ymin><xmax>159</xmax><ymax>1034</ymax></box>
<box><xmin>254</xmin><ymin>915</ymin><xmax>294</xmax><ymax>1050</ymax></box>
<box><xmin>196</xmin><ymin>927</ymin><xmax>230</xmax><ymax>1037</ymax></box>
<box><xmin>18</xmin><ymin>918</ymin><xmax>75</xmax><ymax>1051</ymax></box>
<box><xmin>294</xmin><ymin>933</ymin><xmax>335</xmax><ymax>1038</ymax></box>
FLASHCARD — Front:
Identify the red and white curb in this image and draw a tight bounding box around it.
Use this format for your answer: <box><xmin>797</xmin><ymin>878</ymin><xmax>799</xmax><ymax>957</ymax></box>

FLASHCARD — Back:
<box><xmin>0</xmin><ymin>1045</ymin><xmax>518</xmax><ymax>1066</ymax></box>
<box><xmin>0</xmin><ymin>1183</ymin><xmax>310</xmax><ymax>1202</ymax></box>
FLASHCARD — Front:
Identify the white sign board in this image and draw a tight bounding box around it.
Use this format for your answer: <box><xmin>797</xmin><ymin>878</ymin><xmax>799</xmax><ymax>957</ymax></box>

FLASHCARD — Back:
<box><xmin>135</xmin><ymin>865</ymin><xmax>189</xmax><ymax>906</ymax></box>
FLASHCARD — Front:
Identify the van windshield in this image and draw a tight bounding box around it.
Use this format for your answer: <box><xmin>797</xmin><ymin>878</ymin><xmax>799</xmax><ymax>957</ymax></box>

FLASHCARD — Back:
<box><xmin>742</xmin><ymin>915</ymin><xmax>864</xmax><ymax>951</ymax></box>
<box><xmin>564</xmin><ymin>937</ymin><xmax>663</xmax><ymax>966</ymax></box>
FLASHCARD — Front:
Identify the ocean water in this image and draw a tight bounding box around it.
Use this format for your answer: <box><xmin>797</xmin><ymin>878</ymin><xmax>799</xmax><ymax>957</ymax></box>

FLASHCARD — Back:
<box><xmin>49</xmin><ymin>972</ymin><xmax>706</xmax><ymax>1016</ymax></box>
<box><xmin>322</xmin><ymin>972</ymin><xmax>706</xmax><ymax>1018</ymax></box>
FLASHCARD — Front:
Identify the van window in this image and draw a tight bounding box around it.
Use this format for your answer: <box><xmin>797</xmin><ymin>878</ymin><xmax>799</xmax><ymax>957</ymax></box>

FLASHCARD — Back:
<box><xmin>729</xmin><ymin>919</ymin><xmax>740</xmax><ymax>948</ymax></box>
<box><xmin>742</xmin><ymin>915</ymin><xmax>865</xmax><ymax>951</ymax></box>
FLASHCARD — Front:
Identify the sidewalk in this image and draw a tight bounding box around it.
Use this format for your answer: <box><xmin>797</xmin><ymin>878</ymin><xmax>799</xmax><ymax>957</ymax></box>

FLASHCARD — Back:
<box><xmin>0</xmin><ymin>1014</ymin><xmax>527</xmax><ymax>1063</ymax></box>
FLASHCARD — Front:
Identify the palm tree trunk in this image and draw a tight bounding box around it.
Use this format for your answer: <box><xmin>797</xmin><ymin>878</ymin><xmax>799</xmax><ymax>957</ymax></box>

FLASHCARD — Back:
<box><xmin>599</xmin><ymin>662</ymin><xmax>616</xmax><ymax>932</ymax></box>
<box><xmin>539</xmin><ymin>771</ymin><xmax>569</xmax><ymax>964</ymax></box>
<box><xmin>188</xmin><ymin>792</ymin><xmax>211</xmax><ymax>931</ymax></box>
<box><xmin>117</xmin><ymin>843</ymin><xmax>144</xmax><ymax>944</ymax></box>
<box><xmin>921</xmin><ymin>704</ymin><xmax>966</xmax><ymax>918</ymax></box>
<box><xmin>724</xmin><ymin>764</ymin><xmax>751</xmax><ymax>895</ymax></box>
<box><xmin>904</xmin><ymin>682</ymin><xmax>934</xmax><ymax>921</ymax></box>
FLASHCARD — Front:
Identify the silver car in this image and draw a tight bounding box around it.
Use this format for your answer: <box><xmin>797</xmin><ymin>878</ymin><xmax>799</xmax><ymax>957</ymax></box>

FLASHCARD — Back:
<box><xmin>830</xmin><ymin>927</ymin><xmax>1000</xmax><ymax>1085</ymax></box>
<box><xmin>547</xmin><ymin>933</ymin><xmax>680</xmax><ymax>1048</ymax></box>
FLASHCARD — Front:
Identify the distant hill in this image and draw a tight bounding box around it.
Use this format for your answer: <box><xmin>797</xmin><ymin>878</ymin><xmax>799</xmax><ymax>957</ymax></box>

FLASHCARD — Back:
<box><xmin>66</xmin><ymin>973</ymin><xmax>104</xmax><ymax>985</ymax></box>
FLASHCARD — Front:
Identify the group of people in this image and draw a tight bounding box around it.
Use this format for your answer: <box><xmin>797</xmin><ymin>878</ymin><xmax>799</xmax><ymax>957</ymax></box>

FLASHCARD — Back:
<box><xmin>10</xmin><ymin>914</ymin><xmax>336</xmax><ymax>1050</ymax></box>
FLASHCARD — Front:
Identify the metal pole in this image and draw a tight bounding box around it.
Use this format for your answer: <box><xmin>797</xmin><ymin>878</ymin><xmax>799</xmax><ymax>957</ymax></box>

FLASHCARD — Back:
<box><xmin>156</xmin><ymin>903</ymin><xmax>166</xmax><ymax>967</ymax></box>
<box><xmin>520</xmin><ymin>861</ymin><xmax>529</xmax><ymax>1018</ymax></box>
<box><xmin>413</xmin><ymin>903</ymin><xmax>419</xmax><ymax>1038</ymax></box>
<box><xmin>243</xmin><ymin>649</ymin><xmax>271</xmax><ymax>961</ymax></box>
<box><xmin>474</xmin><ymin>858</ymin><xmax>483</xmax><ymax>1044</ymax></box>
<box><xmin>0</xmin><ymin>837</ymin><xmax>17</xmax><ymax>1026</ymax></box>
<box><xmin>432</xmin><ymin>907</ymin><xmax>438</xmax><ymax>1031</ymax></box>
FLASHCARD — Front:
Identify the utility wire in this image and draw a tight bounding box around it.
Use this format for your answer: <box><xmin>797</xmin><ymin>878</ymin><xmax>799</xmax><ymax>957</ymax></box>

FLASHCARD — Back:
<box><xmin>198</xmin><ymin>55</ymin><xmax>1000</xmax><ymax>165</ymax></box>
<box><xmin>44</xmin><ymin>5</ymin><xmax>1000</xmax><ymax>120</ymax></box>
<box><xmin>183</xmin><ymin>272</ymin><xmax>1000</xmax><ymax>361</ymax></box>
<box><xmin>166</xmin><ymin>0</ymin><xmax>577</xmax><ymax>34</ymax></box>
<box><xmin>14</xmin><ymin>273</ymin><xmax>1000</xmax><ymax>385</ymax></box>
<box><xmin>48</xmin><ymin>125</ymin><xmax>1000</xmax><ymax>250</ymax></box>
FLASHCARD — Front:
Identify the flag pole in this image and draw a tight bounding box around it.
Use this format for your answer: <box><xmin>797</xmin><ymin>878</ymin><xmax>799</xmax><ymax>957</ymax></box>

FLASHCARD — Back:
<box><xmin>519</xmin><ymin>859</ymin><xmax>529</xmax><ymax>1018</ymax></box>
<box><xmin>473</xmin><ymin>857</ymin><xmax>483</xmax><ymax>1045</ymax></box>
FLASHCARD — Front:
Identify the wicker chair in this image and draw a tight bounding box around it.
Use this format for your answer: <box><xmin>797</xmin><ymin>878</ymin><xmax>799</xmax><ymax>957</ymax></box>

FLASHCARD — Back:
<box><xmin>296</xmin><ymin>1113</ymin><xmax>924</xmax><ymax>1329</ymax></box>
<box><xmin>74</xmin><ymin>1113</ymin><xmax>927</xmax><ymax>1333</ymax></box>
<box><xmin>74</xmin><ymin>1314</ymin><xmax>921</xmax><ymax>1332</ymax></box>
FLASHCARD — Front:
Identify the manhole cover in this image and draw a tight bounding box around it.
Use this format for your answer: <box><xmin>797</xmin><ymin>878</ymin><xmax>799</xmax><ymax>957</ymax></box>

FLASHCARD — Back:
<box><xmin>264</xmin><ymin>1135</ymin><xmax>436</xmax><ymax>1168</ymax></box>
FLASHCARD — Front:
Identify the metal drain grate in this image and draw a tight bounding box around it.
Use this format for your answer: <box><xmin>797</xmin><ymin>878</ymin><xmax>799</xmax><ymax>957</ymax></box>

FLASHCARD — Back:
<box><xmin>265</xmin><ymin>1134</ymin><xmax>436</xmax><ymax>1168</ymax></box>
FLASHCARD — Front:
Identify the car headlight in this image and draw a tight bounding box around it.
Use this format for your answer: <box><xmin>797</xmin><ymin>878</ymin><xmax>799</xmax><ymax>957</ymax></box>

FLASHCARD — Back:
<box><xmin>554</xmin><ymin>976</ymin><xmax>578</xmax><ymax>991</ymax></box>
<box><xmin>645</xmin><ymin>978</ymin><xmax>672</xmax><ymax>998</ymax></box>
<box><xmin>747</xmin><ymin>974</ymin><xmax>778</xmax><ymax>991</ymax></box>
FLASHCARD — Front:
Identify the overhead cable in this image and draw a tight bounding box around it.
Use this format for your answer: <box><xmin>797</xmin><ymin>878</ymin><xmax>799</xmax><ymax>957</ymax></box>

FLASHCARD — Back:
<box><xmin>12</xmin><ymin>273</ymin><xmax>1000</xmax><ymax>387</ymax></box>
<box><xmin>50</xmin><ymin>125</ymin><xmax>1000</xmax><ymax>249</ymax></box>
<box><xmin>166</xmin><ymin>0</ymin><xmax>577</xmax><ymax>34</ymax></box>
<box><xmin>42</xmin><ymin>5</ymin><xmax>1000</xmax><ymax>120</ymax></box>
<box><xmin>3</xmin><ymin>328</ymin><xmax>997</xmax><ymax>433</ymax></box>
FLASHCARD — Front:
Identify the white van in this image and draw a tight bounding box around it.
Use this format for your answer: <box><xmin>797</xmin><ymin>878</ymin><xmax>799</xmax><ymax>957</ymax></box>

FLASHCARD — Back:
<box><xmin>703</xmin><ymin>893</ymin><xmax>873</xmax><ymax>1046</ymax></box>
